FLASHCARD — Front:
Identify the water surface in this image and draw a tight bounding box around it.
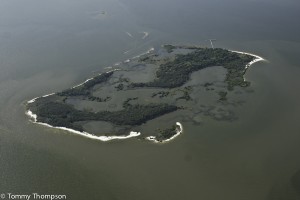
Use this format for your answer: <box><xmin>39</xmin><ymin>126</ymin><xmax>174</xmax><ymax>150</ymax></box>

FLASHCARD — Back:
<box><xmin>1</xmin><ymin>0</ymin><xmax>300</xmax><ymax>199</ymax></box>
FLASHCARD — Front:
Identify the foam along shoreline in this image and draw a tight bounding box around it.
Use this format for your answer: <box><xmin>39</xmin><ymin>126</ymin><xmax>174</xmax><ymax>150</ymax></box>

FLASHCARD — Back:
<box><xmin>132</xmin><ymin>47</ymin><xmax>154</xmax><ymax>59</ymax></box>
<box><xmin>25</xmin><ymin>48</ymin><xmax>256</xmax><ymax>143</ymax></box>
<box><xmin>25</xmin><ymin>47</ymin><xmax>155</xmax><ymax>141</ymax></box>
<box><xmin>25</xmin><ymin>109</ymin><xmax>141</xmax><ymax>141</ymax></box>
<box><xmin>114</xmin><ymin>62</ymin><xmax>121</xmax><ymax>66</ymax></box>
<box><xmin>72</xmin><ymin>69</ymin><xmax>120</xmax><ymax>89</ymax></box>
<box><xmin>145</xmin><ymin>122</ymin><xmax>183</xmax><ymax>143</ymax></box>
<box><xmin>27</xmin><ymin>93</ymin><xmax>56</xmax><ymax>104</ymax></box>
<box><xmin>230</xmin><ymin>50</ymin><xmax>265</xmax><ymax>81</ymax></box>
<box><xmin>25</xmin><ymin>68</ymin><xmax>141</xmax><ymax>142</ymax></box>
<box><xmin>230</xmin><ymin>50</ymin><xmax>265</xmax><ymax>69</ymax></box>
<box><xmin>29</xmin><ymin>69</ymin><xmax>120</xmax><ymax>104</ymax></box>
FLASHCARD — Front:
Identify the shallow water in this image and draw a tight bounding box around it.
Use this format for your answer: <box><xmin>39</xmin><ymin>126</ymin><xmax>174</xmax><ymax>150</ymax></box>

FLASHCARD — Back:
<box><xmin>0</xmin><ymin>0</ymin><xmax>300</xmax><ymax>199</ymax></box>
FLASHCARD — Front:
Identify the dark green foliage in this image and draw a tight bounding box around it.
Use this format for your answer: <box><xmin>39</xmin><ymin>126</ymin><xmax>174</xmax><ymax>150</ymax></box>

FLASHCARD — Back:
<box><xmin>155</xmin><ymin>125</ymin><xmax>179</xmax><ymax>142</ymax></box>
<box><xmin>57</xmin><ymin>72</ymin><xmax>113</xmax><ymax>96</ymax></box>
<box><xmin>32</xmin><ymin>101</ymin><xmax>87</xmax><ymax>131</ymax></box>
<box><xmin>30</xmin><ymin>101</ymin><xmax>178</xmax><ymax>131</ymax></box>
<box><xmin>83</xmin><ymin>71</ymin><xmax>113</xmax><ymax>89</ymax></box>
<box><xmin>163</xmin><ymin>45</ymin><xmax>177</xmax><ymax>53</ymax></box>
<box><xmin>139</xmin><ymin>56</ymin><xmax>151</xmax><ymax>62</ymax></box>
<box><xmin>96</xmin><ymin>104</ymin><xmax>178</xmax><ymax>126</ymax></box>
<box><xmin>130</xmin><ymin>48</ymin><xmax>254</xmax><ymax>90</ymax></box>
<box><xmin>28</xmin><ymin>46</ymin><xmax>255</xmax><ymax>134</ymax></box>
<box><xmin>57</xmin><ymin>87</ymin><xmax>90</xmax><ymax>96</ymax></box>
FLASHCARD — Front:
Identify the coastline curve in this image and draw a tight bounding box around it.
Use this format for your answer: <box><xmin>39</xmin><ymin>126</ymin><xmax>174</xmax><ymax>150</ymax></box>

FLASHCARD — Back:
<box><xmin>25</xmin><ymin>47</ymin><xmax>264</xmax><ymax>143</ymax></box>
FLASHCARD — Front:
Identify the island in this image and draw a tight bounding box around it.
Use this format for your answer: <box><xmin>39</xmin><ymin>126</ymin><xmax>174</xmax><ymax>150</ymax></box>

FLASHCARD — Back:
<box><xmin>26</xmin><ymin>45</ymin><xmax>265</xmax><ymax>143</ymax></box>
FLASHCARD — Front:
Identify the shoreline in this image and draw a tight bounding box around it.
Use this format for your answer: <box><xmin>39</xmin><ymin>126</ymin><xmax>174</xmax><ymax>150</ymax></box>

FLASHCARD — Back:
<box><xmin>230</xmin><ymin>50</ymin><xmax>266</xmax><ymax>69</ymax></box>
<box><xmin>27</xmin><ymin>93</ymin><xmax>56</xmax><ymax>104</ymax></box>
<box><xmin>145</xmin><ymin>122</ymin><xmax>183</xmax><ymax>143</ymax></box>
<box><xmin>25</xmin><ymin>47</ymin><xmax>262</xmax><ymax>143</ymax></box>
<box><xmin>72</xmin><ymin>69</ymin><xmax>121</xmax><ymax>89</ymax></box>
<box><xmin>132</xmin><ymin>47</ymin><xmax>155</xmax><ymax>59</ymax></box>
<box><xmin>25</xmin><ymin>110</ymin><xmax>141</xmax><ymax>141</ymax></box>
<box><xmin>25</xmin><ymin>68</ymin><xmax>140</xmax><ymax>142</ymax></box>
<box><xmin>230</xmin><ymin>50</ymin><xmax>266</xmax><ymax>81</ymax></box>
<box><xmin>25</xmin><ymin>47</ymin><xmax>156</xmax><ymax>142</ymax></box>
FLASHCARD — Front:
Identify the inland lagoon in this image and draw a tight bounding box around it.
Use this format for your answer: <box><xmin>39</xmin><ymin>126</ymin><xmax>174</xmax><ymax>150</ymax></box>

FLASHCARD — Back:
<box><xmin>1</xmin><ymin>0</ymin><xmax>300</xmax><ymax>199</ymax></box>
<box><xmin>25</xmin><ymin>45</ymin><xmax>264</xmax><ymax>143</ymax></box>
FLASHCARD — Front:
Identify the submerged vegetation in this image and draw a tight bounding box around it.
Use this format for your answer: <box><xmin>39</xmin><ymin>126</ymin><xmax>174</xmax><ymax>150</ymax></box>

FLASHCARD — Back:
<box><xmin>151</xmin><ymin>91</ymin><xmax>170</xmax><ymax>98</ymax></box>
<box><xmin>218</xmin><ymin>91</ymin><xmax>228</xmax><ymax>101</ymax></box>
<box><xmin>26</xmin><ymin>44</ymin><xmax>259</xmax><ymax>141</ymax></box>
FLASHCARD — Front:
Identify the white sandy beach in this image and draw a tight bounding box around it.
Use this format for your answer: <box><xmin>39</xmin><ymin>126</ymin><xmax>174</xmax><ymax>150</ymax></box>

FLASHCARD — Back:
<box><xmin>25</xmin><ymin>68</ymin><xmax>140</xmax><ymax>142</ymax></box>
<box><xmin>25</xmin><ymin>48</ymin><xmax>262</xmax><ymax>143</ymax></box>
<box><xmin>72</xmin><ymin>68</ymin><xmax>121</xmax><ymax>89</ymax></box>
<box><xmin>230</xmin><ymin>50</ymin><xmax>266</xmax><ymax>81</ymax></box>
<box><xmin>132</xmin><ymin>47</ymin><xmax>154</xmax><ymax>59</ymax></box>
<box><xmin>26</xmin><ymin>110</ymin><xmax>141</xmax><ymax>141</ymax></box>
<box><xmin>230</xmin><ymin>50</ymin><xmax>266</xmax><ymax>69</ymax></box>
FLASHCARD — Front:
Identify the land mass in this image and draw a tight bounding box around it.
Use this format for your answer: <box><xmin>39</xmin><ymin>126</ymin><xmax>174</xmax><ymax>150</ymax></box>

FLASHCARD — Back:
<box><xmin>26</xmin><ymin>45</ymin><xmax>264</xmax><ymax>143</ymax></box>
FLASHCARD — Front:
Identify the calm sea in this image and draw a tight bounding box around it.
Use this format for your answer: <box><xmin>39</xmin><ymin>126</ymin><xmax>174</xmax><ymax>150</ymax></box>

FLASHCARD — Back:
<box><xmin>0</xmin><ymin>0</ymin><xmax>300</xmax><ymax>199</ymax></box>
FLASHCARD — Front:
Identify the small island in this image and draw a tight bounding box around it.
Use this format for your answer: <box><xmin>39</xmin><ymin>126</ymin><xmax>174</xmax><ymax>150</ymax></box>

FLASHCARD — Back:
<box><xmin>26</xmin><ymin>45</ymin><xmax>264</xmax><ymax>143</ymax></box>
